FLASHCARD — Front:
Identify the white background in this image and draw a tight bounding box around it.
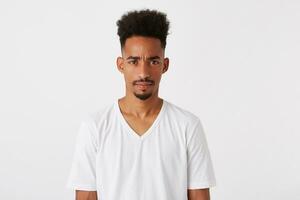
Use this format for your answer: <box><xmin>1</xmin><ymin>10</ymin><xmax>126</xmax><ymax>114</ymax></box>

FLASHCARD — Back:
<box><xmin>0</xmin><ymin>0</ymin><xmax>299</xmax><ymax>199</ymax></box>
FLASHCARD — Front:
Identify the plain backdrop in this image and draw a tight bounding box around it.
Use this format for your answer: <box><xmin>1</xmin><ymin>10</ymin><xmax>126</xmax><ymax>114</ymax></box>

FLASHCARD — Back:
<box><xmin>0</xmin><ymin>0</ymin><xmax>299</xmax><ymax>199</ymax></box>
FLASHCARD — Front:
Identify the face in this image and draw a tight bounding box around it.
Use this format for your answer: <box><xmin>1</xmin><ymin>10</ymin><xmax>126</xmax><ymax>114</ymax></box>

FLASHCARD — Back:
<box><xmin>117</xmin><ymin>36</ymin><xmax>169</xmax><ymax>101</ymax></box>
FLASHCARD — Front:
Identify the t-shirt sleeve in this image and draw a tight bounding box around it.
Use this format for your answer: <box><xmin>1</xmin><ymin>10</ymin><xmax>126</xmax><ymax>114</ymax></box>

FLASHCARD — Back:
<box><xmin>66</xmin><ymin>115</ymin><xmax>98</xmax><ymax>191</ymax></box>
<box><xmin>186</xmin><ymin>118</ymin><xmax>216</xmax><ymax>189</ymax></box>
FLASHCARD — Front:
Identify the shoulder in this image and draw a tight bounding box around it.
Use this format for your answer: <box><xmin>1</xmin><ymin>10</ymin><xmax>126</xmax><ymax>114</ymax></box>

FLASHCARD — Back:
<box><xmin>82</xmin><ymin>101</ymin><xmax>116</xmax><ymax>131</ymax></box>
<box><xmin>164</xmin><ymin>100</ymin><xmax>205</xmax><ymax>145</ymax></box>
<box><xmin>164</xmin><ymin>100</ymin><xmax>201</xmax><ymax>126</ymax></box>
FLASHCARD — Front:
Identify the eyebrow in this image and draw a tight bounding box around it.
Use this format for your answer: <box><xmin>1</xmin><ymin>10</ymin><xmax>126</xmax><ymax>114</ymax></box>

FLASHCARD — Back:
<box><xmin>126</xmin><ymin>56</ymin><xmax>161</xmax><ymax>60</ymax></box>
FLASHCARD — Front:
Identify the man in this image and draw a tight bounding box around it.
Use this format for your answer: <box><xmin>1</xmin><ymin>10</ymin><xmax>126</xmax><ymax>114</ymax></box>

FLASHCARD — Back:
<box><xmin>67</xmin><ymin>9</ymin><xmax>216</xmax><ymax>200</ymax></box>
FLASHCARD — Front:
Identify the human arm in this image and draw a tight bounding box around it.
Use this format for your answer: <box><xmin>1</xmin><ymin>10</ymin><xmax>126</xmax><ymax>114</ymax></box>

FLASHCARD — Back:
<box><xmin>186</xmin><ymin>118</ymin><xmax>216</xmax><ymax>199</ymax></box>
<box><xmin>66</xmin><ymin>116</ymin><xmax>99</xmax><ymax>198</ymax></box>
<box><xmin>187</xmin><ymin>188</ymin><xmax>210</xmax><ymax>200</ymax></box>
<box><xmin>76</xmin><ymin>190</ymin><xmax>98</xmax><ymax>200</ymax></box>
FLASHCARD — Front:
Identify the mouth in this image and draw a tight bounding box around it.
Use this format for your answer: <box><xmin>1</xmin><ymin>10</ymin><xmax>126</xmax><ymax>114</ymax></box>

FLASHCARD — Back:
<box><xmin>135</xmin><ymin>82</ymin><xmax>153</xmax><ymax>86</ymax></box>
<box><xmin>134</xmin><ymin>82</ymin><xmax>153</xmax><ymax>90</ymax></box>
<box><xmin>136</xmin><ymin>84</ymin><xmax>151</xmax><ymax>89</ymax></box>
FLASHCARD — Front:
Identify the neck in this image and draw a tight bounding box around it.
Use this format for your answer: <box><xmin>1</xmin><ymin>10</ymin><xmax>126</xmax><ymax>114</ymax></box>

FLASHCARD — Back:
<box><xmin>118</xmin><ymin>92</ymin><xmax>163</xmax><ymax>119</ymax></box>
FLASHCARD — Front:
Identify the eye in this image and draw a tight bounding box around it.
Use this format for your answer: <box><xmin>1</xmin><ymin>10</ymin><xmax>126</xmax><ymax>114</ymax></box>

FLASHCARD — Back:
<box><xmin>150</xmin><ymin>60</ymin><xmax>160</xmax><ymax>65</ymax></box>
<box><xmin>128</xmin><ymin>60</ymin><xmax>138</xmax><ymax>65</ymax></box>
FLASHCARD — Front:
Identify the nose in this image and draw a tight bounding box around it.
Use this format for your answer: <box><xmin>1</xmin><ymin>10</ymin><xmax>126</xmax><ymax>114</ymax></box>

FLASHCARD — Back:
<box><xmin>138</xmin><ymin>60</ymin><xmax>150</xmax><ymax>78</ymax></box>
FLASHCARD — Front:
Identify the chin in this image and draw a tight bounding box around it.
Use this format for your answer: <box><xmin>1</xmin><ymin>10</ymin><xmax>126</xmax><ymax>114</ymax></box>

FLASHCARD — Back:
<box><xmin>133</xmin><ymin>92</ymin><xmax>153</xmax><ymax>101</ymax></box>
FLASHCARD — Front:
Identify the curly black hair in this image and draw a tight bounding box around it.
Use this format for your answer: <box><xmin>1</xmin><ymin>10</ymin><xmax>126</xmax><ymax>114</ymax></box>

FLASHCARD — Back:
<box><xmin>116</xmin><ymin>9</ymin><xmax>170</xmax><ymax>49</ymax></box>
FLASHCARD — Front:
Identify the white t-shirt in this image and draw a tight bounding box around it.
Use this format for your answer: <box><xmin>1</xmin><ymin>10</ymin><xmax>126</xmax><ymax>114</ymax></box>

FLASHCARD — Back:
<box><xmin>66</xmin><ymin>99</ymin><xmax>216</xmax><ymax>200</ymax></box>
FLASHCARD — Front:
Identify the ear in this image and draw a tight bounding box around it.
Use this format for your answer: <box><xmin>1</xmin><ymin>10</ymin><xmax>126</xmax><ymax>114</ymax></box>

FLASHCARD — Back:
<box><xmin>162</xmin><ymin>57</ymin><xmax>169</xmax><ymax>73</ymax></box>
<box><xmin>116</xmin><ymin>56</ymin><xmax>124</xmax><ymax>73</ymax></box>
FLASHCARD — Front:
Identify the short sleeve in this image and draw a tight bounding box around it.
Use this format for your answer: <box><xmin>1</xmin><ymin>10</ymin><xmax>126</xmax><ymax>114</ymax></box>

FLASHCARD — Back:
<box><xmin>186</xmin><ymin>118</ymin><xmax>216</xmax><ymax>189</ymax></box>
<box><xmin>66</xmin><ymin>116</ymin><xmax>98</xmax><ymax>191</ymax></box>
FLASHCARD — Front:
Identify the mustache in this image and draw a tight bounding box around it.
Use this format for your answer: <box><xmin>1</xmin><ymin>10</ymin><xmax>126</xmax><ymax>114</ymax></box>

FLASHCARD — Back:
<box><xmin>133</xmin><ymin>79</ymin><xmax>155</xmax><ymax>85</ymax></box>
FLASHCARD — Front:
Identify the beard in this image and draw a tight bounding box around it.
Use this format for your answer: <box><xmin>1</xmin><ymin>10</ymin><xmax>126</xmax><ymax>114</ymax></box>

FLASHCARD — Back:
<box><xmin>133</xmin><ymin>91</ymin><xmax>152</xmax><ymax>100</ymax></box>
<box><xmin>132</xmin><ymin>78</ymin><xmax>155</xmax><ymax>101</ymax></box>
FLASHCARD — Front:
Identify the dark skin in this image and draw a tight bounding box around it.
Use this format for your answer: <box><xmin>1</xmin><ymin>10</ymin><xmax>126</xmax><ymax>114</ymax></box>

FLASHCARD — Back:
<box><xmin>75</xmin><ymin>36</ymin><xmax>210</xmax><ymax>200</ymax></box>
<box><xmin>75</xmin><ymin>190</ymin><xmax>97</xmax><ymax>200</ymax></box>
<box><xmin>116</xmin><ymin>36</ymin><xmax>169</xmax><ymax>135</ymax></box>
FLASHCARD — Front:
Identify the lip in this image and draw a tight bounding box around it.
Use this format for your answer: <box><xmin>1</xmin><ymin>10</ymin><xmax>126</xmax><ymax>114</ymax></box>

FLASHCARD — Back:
<box><xmin>135</xmin><ymin>84</ymin><xmax>152</xmax><ymax>90</ymax></box>
<box><xmin>135</xmin><ymin>82</ymin><xmax>153</xmax><ymax>86</ymax></box>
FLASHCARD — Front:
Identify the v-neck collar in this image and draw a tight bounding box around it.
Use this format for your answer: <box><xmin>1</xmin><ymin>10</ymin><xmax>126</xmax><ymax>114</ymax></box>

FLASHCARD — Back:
<box><xmin>115</xmin><ymin>98</ymin><xmax>166</xmax><ymax>141</ymax></box>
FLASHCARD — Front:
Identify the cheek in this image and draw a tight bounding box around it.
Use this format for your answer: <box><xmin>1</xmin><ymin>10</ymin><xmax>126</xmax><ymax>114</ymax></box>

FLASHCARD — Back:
<box><xmin>123</xmin><ymin>74</ymin><xmax>131</xmax><ymax>83</ymax></box>
<box><xmin>153</xmin><ymin>70</ymin><xmax>163</xmax><ymax>78</ymax></box>
<box><xmin>123</xmin><ymin>71</ymin><xmax>135</xmax><ymax>85</ymax></box>
<box><xmin>124</xmin><ymin>66</ymin><xmax>137</xmax><ymax>77</ymax></box>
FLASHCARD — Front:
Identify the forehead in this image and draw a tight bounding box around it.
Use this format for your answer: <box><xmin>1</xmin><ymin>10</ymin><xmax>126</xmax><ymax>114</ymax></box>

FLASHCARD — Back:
<box><xmin>122</xmin><ymin>36</ymin><xmax>164</xmax><ymax>56</ymax></box>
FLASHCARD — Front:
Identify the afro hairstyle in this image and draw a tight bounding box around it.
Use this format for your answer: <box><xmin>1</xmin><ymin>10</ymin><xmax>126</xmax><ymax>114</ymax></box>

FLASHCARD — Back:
<box><xmin>116</xmin><ymin>9</ymin><xmax>170</xmax><ymax>49</ymax></box>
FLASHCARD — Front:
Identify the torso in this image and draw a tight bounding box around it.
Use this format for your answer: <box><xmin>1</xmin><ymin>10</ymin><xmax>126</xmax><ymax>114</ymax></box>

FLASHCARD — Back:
<box><xmin>121</xmin><ymin>113</ymin><xmax>158</xmax><ymax>136</ymax></box>
<box><xmin>118</xmin><ymin>98</ymin><xmax>163</xmax><ymax>136</ymax></box>
<box><xmin>82</xmin><ymin>99</ymin><xmax>215</xmax><ymax>200</ymax></box>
